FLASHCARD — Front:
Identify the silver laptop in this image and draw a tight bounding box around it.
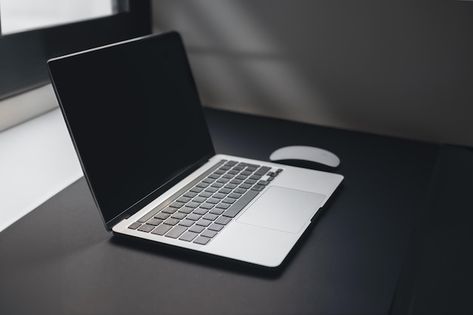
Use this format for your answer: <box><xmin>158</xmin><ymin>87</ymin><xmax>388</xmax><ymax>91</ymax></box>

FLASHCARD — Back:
<box><xmin>48</xmin><ymin>32</ymin><xmax>343</xmax><ymax>267</ymax></box>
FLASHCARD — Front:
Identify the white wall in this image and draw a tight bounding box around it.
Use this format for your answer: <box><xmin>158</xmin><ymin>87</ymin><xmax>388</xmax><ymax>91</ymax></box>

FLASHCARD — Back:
<box><xmin>153</xmin><ymin>0</ymin><xmax>473</xmax><ymax>146</ymax></box>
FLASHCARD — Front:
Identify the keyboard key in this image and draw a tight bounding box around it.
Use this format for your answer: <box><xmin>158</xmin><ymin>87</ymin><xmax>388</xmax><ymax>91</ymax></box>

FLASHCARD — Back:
<box><xmin>255</xmin><ymin>166</ymin><xmax>271</xmax><ymax>175</ymax></box>
<box><xmin>235</xmin><ymin>188</ymin><xmax>247</xmax><ymax>194</ymax></box>
<box><xmin>178</xmin><ymin>206</ymin><xmax>193</xmax><ymax>214</ymax></box>
<box><xmin>230</xmin><ymin>179</ymin><xmax>242</xmax><ymax>185</ymax></box>
<box><xmin>179</xmin><ymin>231</ymin><xmax>199</xmax><ymax>242</ymax></box>
<box><xmin>196</xmin><ymin>219</ymin><xmax>212</xmax><ymax>227</ymax></box>
<box><xmin>165</xmin><ymin>226</ymin><xmax>187</xmax><ymax>239</ymax></box>
<box><xmin>209</xmin><ymin>173</ymin><xmax>220</xmax><ymax>179</ymax></box>
<box><xmin>226</xmin><ymin>160</ymin><xmax>237</xmax><ymax>166</ymax></box>
<box><xmin>215</xmin><ymin>216</ymin><xmax>232</xmax><ymax>225</ymax></box>
<box><xmin>252</xmin><ymin>184</ymin><xmax>265</xmax><ymax>191</ymax></box>
<box><xmin>169</xmin><ymin>201</ymin><xmax>184</xmax><ymax>208</ymax></box>
<box><xmin>189</xmin><ymin>225</ymin><xmax>205</xmax><ymax>233</ymax></box>
<box><xmin>190</xmin><ymin>187</ymin><xmax>203</xmax><ymax>193</ymax></box>
<box><xmin>241</xmin><ymin>171</ymin><xmax>252</xmax><ymax>176</ymax></box>
<box><xmin>244</xmin><ymin>179</ymin><xmax>257</xmax><ymax>185</ymax></box>
<box><xmin>164</xmin><ymin>218</ymin><xmax>179</xmax><ymax>226</ymax></box>
<box><xmin>213</xmin><ymin>193</ymin><xmax>226</xmax><ymax>199</ymax></box>
<box><xmin>222</xmin><ymin>198</ymin><xmax>236</xmax><ymax>204</ymax></box>
<box><xmin>137</xmin><ymin>224</ymin><xmax>155</xmax><ymax>232</ymax></box>
<box><xmin>228</xmin><ymin>193</ymin><xmax>241</xmax><ymax>199</ymax></box>
<box><xmin>193</xmin><ymin>208</ymin><xmax>208</xmax><ymax>215</ymax></box>
<box><xmin>216</xmin><ymin>178</ymin><xmax>229</xmax><ymax>184</ymax></box>
<box><xmin>162</xmin><ymin>207</ymin><xmax>178</xmax><ymax>214</ymax></box>
<box><xmin>199</xmin><ymin>191</ymin><xmax>212</xmax><ymax>198</ymax></box>
<box><xmin>227</xmin><ymin>170</ymin><xmax>238</xmax><ymax>175</ymax></box>
<box><xmin>186</xmin><ymin>202</ymin><xmax>200</xmax><ymax>208</ymax></box>
<box><xmin>205</xmin><ymin>187</ymin><xmax>218</xmax><ymax>193</ymax></box>
<box><xmin>203</xmin><ymin>213</ymin><xmax>218</xmax><ymax>221</ymax></box>
<box><xmin>184</xmin><ymin>191</ymin><xmax>197</xmax><ymax>198</ymax></box>
<box><xmin>202</xmin><ymin>177</ymin><xmax>214</xmax><ymax>184</ymax></box>
<box><xmin>211</xmin><ymin>182</ymin><xmax>224</xmax><ymax>188</ymax></box>
<box><xmin>208</xmin><ymin>223</ymin><xmax>224</xmax><ymax>232</ymax></box>
<box><xmin>179</xmin><ymin>219</ymin><xmax>195</xmax><ymax>227</ymax></box>
<box><xmin>151</xmin><ymin>224</ymin><xmax>172</xmax><ymax>236</ymax></box>
<box><xmin>192</xmin><ymin>197</ymin><xmax>206</xmax><ymax>203</ymax></box>
<box><xmin>240</xmin><ymin>183</ymin><xmax>251</xmax><ymax>189</ymax></box>
<box><xmin>201</xmin><ymin>229</ymin><xmax>218</xmax><ymax>238</ymax></box>
<box><xmin>176</xmin><ymin>196</ymin><xmax>191</xmax><ymax>203</ymax></box>
<box><xmin>147</xmin><ymin>218</ymin><xmax>162</xmax><ymax>226</ymax></box>
<box><xmin>276</xmin><ymin>168</ymin><xmax>283</xmax><ymax>174</ymax></box>
<box><xmin>128</xmin><ymin>222</ymin><xmax>141</xmax><ymax>230</ymax></box>
<box><xmin>224</xmin><ymin>183</ymin><xmax>237</xmax><ymax>189</ymax></box>
<box><xmin>155</xmin><ymin>212</ymin><xmax>170</xmax><ymax>220</ymax></box>
<box><xmin>193</xmin><ymin>236</ymin><xmax>211</xmax><ymax>245</ymax></box>
<box><xmin>209</xmin><ymin>208</ymin><xmax>224</xmax><ymax>215</ymax></box>
<box><xmin>257</xmin><ymin>180</ymin><xmax>269</xmax><ymax>186</ymax></box>
<box><xmin>186</xmin><ymin>213</ymin><xmax>202</xmax><ymax>221</ymax></box>
<box><xmin>206</xmin><ymin>198</ymin><xmax>219</xmax><ymax>204</ymax></box>
<box><xmin>200</xmin><ymin>203</ymin><xmax>214</xmax><ymax>209</ymax></box>
<box><xmin>219</xmin><ymin>188</ymin><xmax>232</xmax><ymax>194</ymax></box>
<box><xmin>223</xmin><ymin>190</ymin><xmax>259</xmax><ymax>218</ymax></box>
<box><xmin>249</xmin><ymin>175</ymin><xmax>262</xmax><ymax>180</ymax></box>
<box><xmin>216</xmin><ymin>203</ymin><xmax>230</xmax><ymax>209</ymax></box>
<box><xmin>196</xmin><ymin>182</ymin><xmax>209</xmax><ymax>188</ymax></box>
<box><xmin>222</xmin><ymin>174</ymin><xmax>233</xmax><ymax>179</ymax></box>
<box><xmin>236</xmin><ymin>175</ymin><xmax>247</xmax><ymax>180</ymax></box>
<box><xmin>214</xmin><ymin>170</ymin><xmax>225</xmax><ymax>175</ymax></box>
<box><xmin>171</xmin><ymin>212</ymin><xmax>186</xmax><ymax>220</ymax></box>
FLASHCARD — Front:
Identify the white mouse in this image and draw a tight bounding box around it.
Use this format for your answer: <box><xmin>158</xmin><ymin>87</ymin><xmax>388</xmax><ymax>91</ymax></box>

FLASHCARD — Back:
<box><xmin>269</xmin><ymin>145</ymin><xmax>340</xmax><ymax>168</ymax></box>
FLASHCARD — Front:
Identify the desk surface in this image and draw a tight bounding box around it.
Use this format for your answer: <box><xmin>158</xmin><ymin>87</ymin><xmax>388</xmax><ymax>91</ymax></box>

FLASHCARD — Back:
<box><xmin>0</xmin><ymin>109</ymin><xmax>439</xmax><ymax>315</ymax></box>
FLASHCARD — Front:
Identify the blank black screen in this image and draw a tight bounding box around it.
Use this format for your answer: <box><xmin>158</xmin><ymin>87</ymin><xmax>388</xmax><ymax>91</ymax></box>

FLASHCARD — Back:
<box><xmin>48</xmin><ymin>32</ymin><xmax>214</xmax><ymax>227</ymax></box>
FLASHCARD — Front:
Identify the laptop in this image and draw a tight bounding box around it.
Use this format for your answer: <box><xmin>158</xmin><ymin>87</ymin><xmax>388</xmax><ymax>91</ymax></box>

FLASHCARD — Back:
<box><xmin>47</xmin><ymin>31</ymin><xmax>343</xmax><ymax>267</ymax></box>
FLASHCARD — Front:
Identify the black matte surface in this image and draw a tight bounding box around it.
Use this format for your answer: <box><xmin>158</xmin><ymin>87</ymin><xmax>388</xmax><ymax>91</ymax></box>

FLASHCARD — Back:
<box><xmin>390</xmin><ymin>146</ymin><xmax>473</xmax><ymax>315</ymax></box>
<box><xmin>0</xmin><ymin>109</ymin><xmax>439</xmax><ymax>315</ymax></box>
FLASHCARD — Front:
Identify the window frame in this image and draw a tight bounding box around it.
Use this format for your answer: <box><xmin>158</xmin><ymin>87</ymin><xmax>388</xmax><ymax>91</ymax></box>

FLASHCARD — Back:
<box><xmin>0</xmin><ymin>0</ymin><xmax>151</xmax><ymax>99</ymax></box>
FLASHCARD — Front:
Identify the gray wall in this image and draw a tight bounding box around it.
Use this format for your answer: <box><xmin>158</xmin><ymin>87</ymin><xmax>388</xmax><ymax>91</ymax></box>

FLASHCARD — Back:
<box><xmin>153</xmin><ymin>1</ymin><xmax>473</xmax><ymax>146</ymax></box>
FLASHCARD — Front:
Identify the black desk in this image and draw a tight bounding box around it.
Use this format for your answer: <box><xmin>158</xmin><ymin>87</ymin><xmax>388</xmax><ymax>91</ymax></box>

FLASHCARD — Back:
<box><xmin>0</xmin><ymin>109</ymin><xmax>440</xmax><ymax>315</ymax></box>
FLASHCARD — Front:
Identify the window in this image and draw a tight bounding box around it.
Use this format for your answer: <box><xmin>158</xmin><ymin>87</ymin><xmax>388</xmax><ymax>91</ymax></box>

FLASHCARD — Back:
<box><xmin>1</xmin><ymin>0</ymin><xmax>115</xmax><ymax>35</ymax></box>
<box><xmin>0</xmin><ymin>0</ymin><xmax>151</xmax><ymax>99</ymax></box>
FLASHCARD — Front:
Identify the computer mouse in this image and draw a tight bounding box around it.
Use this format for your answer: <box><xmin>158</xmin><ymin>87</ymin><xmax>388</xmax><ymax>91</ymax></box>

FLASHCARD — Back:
<box><xmin>269</xmin><ymin>145</ymin><xmax>340</xmax><ymax>171</ymax></box>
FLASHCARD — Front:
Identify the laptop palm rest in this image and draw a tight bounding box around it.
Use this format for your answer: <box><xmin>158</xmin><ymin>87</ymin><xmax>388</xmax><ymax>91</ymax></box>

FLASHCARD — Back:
<box><xmin>237</xmin><ymin>186</ymin><xmax>326</xmax><ymax>234</ymax></box>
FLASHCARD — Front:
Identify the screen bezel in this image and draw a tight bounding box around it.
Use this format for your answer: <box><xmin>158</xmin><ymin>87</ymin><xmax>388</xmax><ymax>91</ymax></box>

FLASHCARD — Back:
<box><xmin>48</xmin><ymin>32</ymin><xmax>215</xmax><ymax>230</ymax></box>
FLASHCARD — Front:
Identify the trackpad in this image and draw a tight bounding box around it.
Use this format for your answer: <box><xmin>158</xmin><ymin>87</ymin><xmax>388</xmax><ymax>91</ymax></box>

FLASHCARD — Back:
<box><xmin>237</xmin><ymin>186</ymin><xmax>326</xmax><ymax>234</ymax></box>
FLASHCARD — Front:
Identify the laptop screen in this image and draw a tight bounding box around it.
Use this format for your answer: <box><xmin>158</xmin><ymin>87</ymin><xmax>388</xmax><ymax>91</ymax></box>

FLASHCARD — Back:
<box><xmin>48</xmin><ymin>32</ymin><xmax>215</xmax><ymax>229</ymax></box>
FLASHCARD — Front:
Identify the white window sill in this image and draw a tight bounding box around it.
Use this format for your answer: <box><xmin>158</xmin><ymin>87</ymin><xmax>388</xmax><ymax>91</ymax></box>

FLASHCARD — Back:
<box><xmin>0</xmin><ymin>108</ymin><xmax>82</xmax><ymax>232</ymax></box>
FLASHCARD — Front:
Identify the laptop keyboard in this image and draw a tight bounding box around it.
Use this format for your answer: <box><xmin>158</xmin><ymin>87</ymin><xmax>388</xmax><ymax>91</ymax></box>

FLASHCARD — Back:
<box><xmin>127</xmin><ymin>160</ymin><xmax>282</xmax><ymax>245</ymax></box>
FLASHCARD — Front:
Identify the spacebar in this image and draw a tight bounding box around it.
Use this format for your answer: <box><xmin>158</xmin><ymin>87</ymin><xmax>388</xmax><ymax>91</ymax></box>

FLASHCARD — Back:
<box><xmin>223</xmin><ymin>190</ymin><xmax>259</xmax><ymax>218</ymax></box>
